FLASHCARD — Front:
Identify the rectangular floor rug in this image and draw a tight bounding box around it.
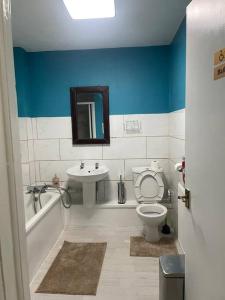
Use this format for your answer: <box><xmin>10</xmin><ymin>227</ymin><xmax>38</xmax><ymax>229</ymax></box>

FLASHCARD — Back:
<box><xmin>130</xmin><ymin>236</ymin><xmax>178</xmax><ymax>257</ymax></box>
<box><xmin>36</xmin><ymin>241</ymin><xmax>107</xmax><ymax>295</ymax></box>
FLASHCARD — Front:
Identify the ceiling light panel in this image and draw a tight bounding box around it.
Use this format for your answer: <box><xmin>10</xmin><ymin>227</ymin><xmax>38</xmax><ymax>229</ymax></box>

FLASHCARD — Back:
<box><xmin>63</xmin><ymin>0</ymin><xmax>115</xmax><ymax>20</ymax></box>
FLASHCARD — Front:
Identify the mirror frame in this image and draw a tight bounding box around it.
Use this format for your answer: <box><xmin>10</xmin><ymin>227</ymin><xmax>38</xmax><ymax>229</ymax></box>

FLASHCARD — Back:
<box><xmin>70</xmin><ymin>86</ymin><xmax>110</xmax><ymax>144</ymax></box>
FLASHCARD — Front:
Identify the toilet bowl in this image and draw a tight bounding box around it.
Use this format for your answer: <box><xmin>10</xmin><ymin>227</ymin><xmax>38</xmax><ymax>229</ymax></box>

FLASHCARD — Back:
<box><xmin>132</xmin><ymin>162</ymin><xmax>167</xmax><ymax>243</ymax></box>
<box><xmin>136</xmin><ymin>203</ymin><xmax>167</xmax><ymax>242</ymax></box>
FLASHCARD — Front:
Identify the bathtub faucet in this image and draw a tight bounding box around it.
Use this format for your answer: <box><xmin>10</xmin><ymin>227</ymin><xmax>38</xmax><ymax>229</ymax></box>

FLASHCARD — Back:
<box><xmin>27</xmin><ymin>184</ymin><xmax>48</xmax><ymax>194</ymax></box>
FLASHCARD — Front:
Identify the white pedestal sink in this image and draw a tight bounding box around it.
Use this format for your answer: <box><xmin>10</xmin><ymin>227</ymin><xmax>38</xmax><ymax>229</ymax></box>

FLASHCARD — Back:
<box><xmin>66</xmin><ymin>165</ymin><xmax>109</xmax><ymax>207</ymax></box>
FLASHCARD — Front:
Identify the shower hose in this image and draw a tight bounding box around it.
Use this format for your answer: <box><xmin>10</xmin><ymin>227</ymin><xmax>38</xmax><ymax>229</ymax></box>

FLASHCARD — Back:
<box><xmin>38</xmin><ymin>184</ymin><xmax>72</xmax><ymax>209</ymax></box>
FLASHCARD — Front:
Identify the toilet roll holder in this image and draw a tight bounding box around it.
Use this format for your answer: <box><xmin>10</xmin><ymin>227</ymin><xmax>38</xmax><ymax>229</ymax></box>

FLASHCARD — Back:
<box><xmin>178</xmin><ymin>188</ymin><xmax>190</xmax><ymax>209</ymax></box>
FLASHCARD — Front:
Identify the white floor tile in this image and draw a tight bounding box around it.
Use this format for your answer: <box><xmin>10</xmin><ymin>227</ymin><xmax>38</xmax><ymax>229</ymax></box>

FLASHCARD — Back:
<box><xmin>30</xmin><ymin>226</ymin><xmax>160</xmax><ymax>300</ymax></box>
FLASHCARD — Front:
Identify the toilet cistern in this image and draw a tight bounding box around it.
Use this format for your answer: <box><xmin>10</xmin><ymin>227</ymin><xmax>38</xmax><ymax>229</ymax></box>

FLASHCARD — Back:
<box><xmin>67</xmin><ymin>164</ymin><xmax>109</xmax><ymax>207</ymax></box>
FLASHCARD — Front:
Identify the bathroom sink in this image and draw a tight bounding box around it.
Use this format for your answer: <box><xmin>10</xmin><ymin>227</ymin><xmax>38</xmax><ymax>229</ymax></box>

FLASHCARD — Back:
<box><xmin>67</xmin><ymin>165</ymin><xmax>109</xmax><ymax>183</ymax></box>
<box><xmin>67</xmin><ymin>164</ymin><xmax>109</xmax><ymax>208</ymax></box>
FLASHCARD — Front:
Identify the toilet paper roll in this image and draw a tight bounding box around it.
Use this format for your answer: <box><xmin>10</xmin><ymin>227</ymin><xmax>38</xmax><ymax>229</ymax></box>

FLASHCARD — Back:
<box><xmin>151</xmin><ymin>160</ymin><xmax>162</xmax><ymax>172</ymax></box>
<box><xmin>174</xmin><ymin>162</ymin><xmax>182</xmax><ymax>172</ymax></box>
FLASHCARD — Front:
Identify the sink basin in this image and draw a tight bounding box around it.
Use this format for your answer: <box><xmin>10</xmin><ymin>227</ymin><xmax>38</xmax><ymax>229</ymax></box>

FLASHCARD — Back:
<box><xmin>67</xmin><ymin>165</ymin><xmax>109</xmax><ymax>183</ymax></box>
<box><xmin>66</xmin><ymin>164</ymin><xmax>109</xmax><ymax>208</ymax></box>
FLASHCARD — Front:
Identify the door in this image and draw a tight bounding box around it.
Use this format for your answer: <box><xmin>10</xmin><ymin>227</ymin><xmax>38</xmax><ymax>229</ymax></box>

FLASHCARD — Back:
<box><xmin>0</xmin><ymin>0</ymin><xmax>30</xmax><ymax>299</ymax></box>
<box><xmin>181</xmin><ymin>0</ymin><xmax>225</xmax><ymax>299</ymax></box>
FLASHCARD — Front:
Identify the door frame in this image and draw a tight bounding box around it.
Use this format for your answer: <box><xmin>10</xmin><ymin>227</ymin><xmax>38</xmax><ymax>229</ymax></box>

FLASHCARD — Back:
<box><xmin>0</xmin><ymin>0</ymin><xmax>30</xmax><ymax>299</ymax></box>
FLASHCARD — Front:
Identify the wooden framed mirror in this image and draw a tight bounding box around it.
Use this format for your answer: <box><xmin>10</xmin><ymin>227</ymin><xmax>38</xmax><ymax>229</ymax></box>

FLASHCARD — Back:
<box><xmin>70</xmin><ymin>86</ymin><xmax>110</xmax><ymax>144</ymax></box>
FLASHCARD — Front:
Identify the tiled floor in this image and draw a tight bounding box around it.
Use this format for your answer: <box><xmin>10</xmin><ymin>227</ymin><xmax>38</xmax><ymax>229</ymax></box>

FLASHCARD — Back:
<box><xmin>30</xmin><ymin>225</ymin><xmax>166</xmax><ymax>300</ymax></box>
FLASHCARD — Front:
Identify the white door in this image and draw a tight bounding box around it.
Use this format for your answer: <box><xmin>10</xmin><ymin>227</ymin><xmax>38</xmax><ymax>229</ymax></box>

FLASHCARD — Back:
<box><xmin>181</xmin><ymin>0</ymin><xmax>225</xmax><ymax>299</ymax></box>
<box><xmin>0</xmin><ymin>0</ymin><xmax>30</xmax><ymax>299</ymax></box>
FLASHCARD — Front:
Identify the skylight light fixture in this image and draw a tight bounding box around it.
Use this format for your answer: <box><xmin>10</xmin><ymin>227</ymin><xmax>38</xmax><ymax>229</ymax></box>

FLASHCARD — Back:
<box><xmin>63</xmin><ymin>0</ymin><xmax>115</xmax><ymax>20</ymax></box>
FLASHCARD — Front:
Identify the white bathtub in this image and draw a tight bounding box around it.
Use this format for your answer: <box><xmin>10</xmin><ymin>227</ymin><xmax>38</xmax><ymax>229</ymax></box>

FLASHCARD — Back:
<box><xmin>25</xmin><ymin>190</ymin><xmax>64</xmax><ymax>282</ymax></box>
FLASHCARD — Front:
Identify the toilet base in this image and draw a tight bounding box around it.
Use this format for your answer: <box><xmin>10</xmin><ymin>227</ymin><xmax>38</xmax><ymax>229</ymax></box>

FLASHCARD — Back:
<box><xmin>143</xmin><ymin>224</ymin><xmax>161</xmax><ymax>243</ymax></box>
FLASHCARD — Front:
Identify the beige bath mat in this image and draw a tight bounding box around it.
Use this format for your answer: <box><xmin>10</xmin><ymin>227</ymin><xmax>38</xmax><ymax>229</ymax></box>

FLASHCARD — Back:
<box><xmin>130</xmin><ymin>236</ymin><xmax>178</xmax><ymax>257</ymax></box>
<box><xmin>36</xmin><ymin>241</ymin><xmax>107</xmax><ymax>295</ymax></box>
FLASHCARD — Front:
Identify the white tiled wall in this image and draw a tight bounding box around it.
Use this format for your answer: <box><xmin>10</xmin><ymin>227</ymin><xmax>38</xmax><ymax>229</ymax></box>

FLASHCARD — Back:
<box><xmin>19</xmin><ymin>113</ymin><xmax>173</xmax><ymax>204</ymax></box>
<box><xmin>168</xmin><ymin>109</ymin><xmax>186</xmax><ymax>234</ymax></box>
<box><xmin>19</xmin><ymin>118</ymin><xmax>37</xmax><ymax>186</ymax></box>
<box><xmin>19</xmin><ymin>112</ymin><xmax>186</xmax><ymax>233</ymax></box>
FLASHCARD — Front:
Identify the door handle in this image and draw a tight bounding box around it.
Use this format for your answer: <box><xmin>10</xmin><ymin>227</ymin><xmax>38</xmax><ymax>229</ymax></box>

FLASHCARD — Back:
<box><xmin>178</xmin><ymin>188</ymin><xmax>190</xmax><ymax>209</ymax></box>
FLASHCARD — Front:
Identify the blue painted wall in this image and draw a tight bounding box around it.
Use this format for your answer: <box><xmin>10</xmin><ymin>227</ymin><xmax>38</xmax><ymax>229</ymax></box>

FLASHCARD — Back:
<box><xmin>14</xmin><ymin>19</ymin><xmax>186</xmax><ymax>117</ymax></box>
<box><xmin>169</xmin><ymin>18</ymin><xmax>186</xmax><ymax>111</ymax></box>
<box><xmin>13</xmin><ymin>47</ymin><xmax>31</xmax><ymax>116</ymax></box>
<box><xmin>14</xmin><ymin>46</ymin><xmax>170</xmax><ymax>117</ymax></box>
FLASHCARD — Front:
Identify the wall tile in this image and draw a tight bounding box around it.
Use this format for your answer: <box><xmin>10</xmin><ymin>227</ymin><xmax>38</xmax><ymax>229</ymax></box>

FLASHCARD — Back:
<box><xmin>125</xmin><ymin>180</ymin><xmax>136</xmax><ymax>201</ymax></box>
<box><xmin>60</xmin><ymin>139</ymin><xmax>102</xmax><ymax>160</ymax></box>
<box><xmin>37</xmin><ymin>117</ymin><xmax>72</xmax><ymax>139</ymax></box>
<box><xmin>123</xmin><ymin>114</ymin><xmax>168</xmax><ymax>137</ymax></box>
<box><xmin>102</xmin><ymin>160</ymin><xmax>124</xmax><ymax>180</ymax></box>
<box><xmin>19</xmin><ymin>118</ymin><xmax>28</xmax><ymax>140</ymax></box>
<box><xmin>28</xmin><ymin>140</ymin><xmax>34</xmax><ymax>162</ymax></box>
<box><xmin>68</xmin><ymin>181</ymin><xmax>83</xmax><ymax>204</ymax></box>
<box><xmin>20</xmin><ymin>141</ymin><xmax>29</xmax><ymax>163</ymax></box>
<box><xmin>169</xmin><ymin>137</ymin><xmax>185</xmax><ymax>163</ymax></box>
<box><xmin>169</xmin><ymin>109</ymin><xmax>185</xmax><ymax>139</ymax></box>
<box><xmin>18</xmin><ymin>111</ymin><xmax>184</xmax><ymax>232</ymax></box>
<box><xmin>125</xmin><ymin>159</ymin><xmax>150</xmax><ymax>180</ymax></box>
<box><xmin>21</xmin><ymin>163</ymin><xmax>30</xmax><ymax>186</ymax></box>
<box><xmin>18</xmin><ymin>110</ymin><xmax>185</xmax><ymax>243</ymax></box>
<box><xmin>31</xmin><ymin>118</ymin><xmax>38</xmax><ymax>139</ymax></box>
<box><xmin>124</xmin><ymin>158</ymin><xmax>169</xmax><ymax>180</ymax></box>
<box><xmin>104</xmin><ymin>181</ymin><xmax>118</xmax><ymax>202</ymax></box>
<box><xmin>109</xmin><ymin>115</ymin><xmax>124</xmax><ymax>137</ymax></box>
<box><xmin>103</xmin><ymin>137</ymin><xmax>146</xmax><ymax>159</ymax></box>
<box><xmin>29</xmin><ymin>162</ymin><xmax>36</xmax><ymax>185</ymax></box>
<box><xmin>96</xmin><ymin>180</ymin><xmax>105</xmax><ymax>203</ymax></box>
<box><xmin>147</xmin><ymin>137</ymin><xmax>169</xmax><ymax>158</ymax></box>
<box><xmin>34</xmin><ymin>139</ymin><xmax>60</xmax><ymax>160</ymax></box>
<box><xmin>34</xmin><ymin>161</ymin><xmax>40</xmax><ymax>182</ymax></box>
<box><xmin>39</xmin><ymin>160</ymin><xmax>79</xmax><ymax>182</ymax></box>
<box><xmin>26</xmin><ymin>118</ymin><xmax>33</xmax><ymax>140</ymax></box>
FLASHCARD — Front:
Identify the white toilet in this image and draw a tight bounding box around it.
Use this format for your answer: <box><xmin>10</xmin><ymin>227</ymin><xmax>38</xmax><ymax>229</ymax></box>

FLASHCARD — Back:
<box><xmin>132</xmin><ymin>161</ymin><xmax>167</xmax><ymax>243</ymax></box>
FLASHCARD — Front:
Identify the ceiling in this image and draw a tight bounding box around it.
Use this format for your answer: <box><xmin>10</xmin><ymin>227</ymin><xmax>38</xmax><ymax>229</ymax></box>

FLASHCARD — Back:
<box><xmin>12</xmin><ymin>0</ymin><xmax>190</xmax><ymax>52</ymax></box>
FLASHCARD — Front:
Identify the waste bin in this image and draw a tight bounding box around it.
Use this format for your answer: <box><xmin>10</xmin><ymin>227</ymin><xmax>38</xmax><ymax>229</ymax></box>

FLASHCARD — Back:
<box><xmin>159</xmin><ymin>255</ymin><xmax>185</xmax><ymax>300</ymax></box>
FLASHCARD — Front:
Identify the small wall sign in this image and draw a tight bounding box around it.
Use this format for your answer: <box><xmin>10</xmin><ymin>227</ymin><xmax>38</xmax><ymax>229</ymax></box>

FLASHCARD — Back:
<box><xmin>214</xmin><ymin>48</ymin><xmax>225</xmax><ymax>80</ymax></box>
<box><xmin>214</xmin><ymin>48</ymin><xmax>225</xmax><ymax>66</ymax></box>
<box><xmin>214</xmin><ymin>63</ymin><xmax>225</xmax><ymax>80</ymax></box>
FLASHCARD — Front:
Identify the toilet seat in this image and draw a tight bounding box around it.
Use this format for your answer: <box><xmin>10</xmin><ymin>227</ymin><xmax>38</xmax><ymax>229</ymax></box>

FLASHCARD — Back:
<box><xmin>136</xmin><ymin>203</ymin><xmax>167</xmax><ymax>219</ymax></box>
<box><xmin>134</xmin><ymin>169</ymin><xmax>164</xmax><ymax>203</ymax></box>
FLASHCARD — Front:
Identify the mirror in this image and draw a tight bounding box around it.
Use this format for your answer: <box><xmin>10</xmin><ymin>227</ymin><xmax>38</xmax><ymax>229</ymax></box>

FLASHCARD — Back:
<box><xmin>70</xmin><ymin>86</ymin><xmax>110</xmax><ymax>144</ymax></box>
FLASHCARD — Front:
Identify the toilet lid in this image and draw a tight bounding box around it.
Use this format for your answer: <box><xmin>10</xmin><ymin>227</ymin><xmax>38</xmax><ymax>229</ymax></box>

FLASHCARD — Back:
<box><xmin>134</xmin><ymin>170</ymin><xmax>164</xmax><ymax>203</ymax></box>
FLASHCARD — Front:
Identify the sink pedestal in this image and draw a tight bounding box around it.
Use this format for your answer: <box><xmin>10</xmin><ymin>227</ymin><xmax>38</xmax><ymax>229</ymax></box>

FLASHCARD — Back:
<box><xmin>83</xmin><ymin>182</ymin><xmax>96</xmax><ymax>208</ymax></box>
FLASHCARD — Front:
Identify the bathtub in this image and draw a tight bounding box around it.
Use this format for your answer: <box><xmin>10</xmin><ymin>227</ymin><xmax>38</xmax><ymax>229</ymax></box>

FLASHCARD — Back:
<box><xmin>25</xmin><ymin>190</ymin><xmax>64</xmax><ymax>282</ymax></box>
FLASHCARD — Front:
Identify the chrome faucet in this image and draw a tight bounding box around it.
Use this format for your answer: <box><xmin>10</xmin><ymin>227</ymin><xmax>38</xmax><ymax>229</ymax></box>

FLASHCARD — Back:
<box><xmin>80</xmin><ymin>162</ymin><xmax>85</xmax><ymax>169</ymax></box>
<box><xmin>26</xmin><ymin>184</ymin><xmax>48</xmax><ymax>194</ymax></box>
<box><xmin>95</xmin><ymin>162</ymin><xmax>99</xmax><ymax>169</ymax></box>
